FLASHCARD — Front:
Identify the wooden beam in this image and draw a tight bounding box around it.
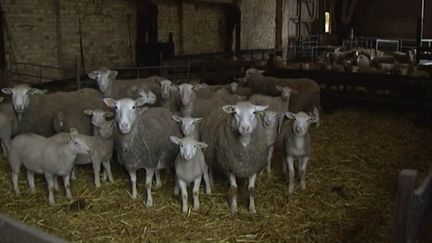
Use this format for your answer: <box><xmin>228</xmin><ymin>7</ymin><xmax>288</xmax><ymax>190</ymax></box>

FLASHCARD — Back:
<box><xmin>177</xmin><ymin>1</ymin><xmax>184</xmax><ymax>55</ymax></box>
<box><xmin>345</xmin><ymin>0</ymin><xmax>357</xmax><ymax>25</ymax></box>
<box><xmin>275</xmin><ymin>0</ymin><xmax>283</xmax><ymax>49</ymax></box>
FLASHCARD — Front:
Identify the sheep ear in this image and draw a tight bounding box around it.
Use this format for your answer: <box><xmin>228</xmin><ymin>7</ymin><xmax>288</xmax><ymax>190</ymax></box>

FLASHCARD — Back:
<box><xmin>291</xmin><ymin>89</ymin><xmax>298</xmax><ymax>94</ymax></box>
<box><xmin>285</xmin><ymin>112</ymin><xmax>296</xmax><ymax>120</ymax></box>
<box><xmin>103</xmin><ymin>112</ymin><xmax>114</xmax><ymax>118</ymax></box>
<box><xmin>103</xmin><ymin>98</ymin><xmax>117</xmax><ymax>108</ymax></box>
<box><xmin>29</xmin><ymin>88</ymin><xmax>47</xmax><ymax>95</ymax></box>
<box><xmin>222</xmin><ymin>105</ymin><xmax>235</xmax><ymax>114</ymax></box>
<box><xmin>193</xmin><ymin>117</ymin><xmax>203</xmax><ymax>123</ymax></box>
<box><xmin>0</xmin><ymin>97</ymin><xmax>3</xmax><ymax>103</ymax></box>
<box><xmin>88</xmin><ymin>71</ymin><xmax>99</xmax><ymax>80</ymax></box>
<box><xmin>197</xmin><ymin>141</ymin><xmax>208</xmax><ymax>148</ymax></box>
<box><xmin>254</xmin><ymin>105</ymin><xmax>268</xmax><ymax>112</ymax></box>
<box><xmin>170</xmin><ymin>85</ymin><xmax>179</xmax><ymax>92</ymax></box>
<box><xmin>169</xmin><ymin>136</ymin><xmax>181</xmax><ymax>145</ymax></box>
<box><xmin>172</xmin><ymin>115</ymin><xmax>182</xmax><ymax>123</ymax></box>
<box><xmin>57</xmin><ymin>111</ymin><xmax>65</xmax><ymax>121</ymax></box>
<box><xmin>1</xmin><ymin>88</ymin><xmax>12</xmax><ymax>95</ymax></box>
<box><xmin>276</xmin><ymin>86</ymin><xmax>283</xmax><ymax>91</ymax></box>
<box><xmin>236</xmin><ymin>95</ymin><xmax>247</xmax><ymax>100</ymax></box>
<box><xmin>69</xmin><ymin>128</ymin><xmax>79</xmax><ymax>135</ymax></box>
<box><xmin>108</xmin><ymin>70</ymin><xmax>118</xmax><ymax>80</ymax></box>
<box><xmin>64</xmin><ymin>136</ymin><xmax>71</xmax><ymax>142</ymax></box>
<box><xmin>83</xmin><ymin>109</ymin><xmax>93</xmax><ymax>116</ymax></box>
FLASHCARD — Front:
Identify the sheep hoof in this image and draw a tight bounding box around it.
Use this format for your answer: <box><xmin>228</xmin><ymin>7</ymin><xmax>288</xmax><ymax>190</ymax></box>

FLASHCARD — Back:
<box><xmin>145</xmin><ymin>198</ymin><xmax>153</xmax><ymax>208</ymax></box>
<box><xmin>249</xmin><ymin>207</ymin><xmax>257</xmax><ymax>214</ymax></box>
<box><xmin>288</xmin><ymin>185</ymin><xmax>294</xmax><ymax>194</ymax></box>
<box><xmin>153</xmin><ymin>183</ymin><xmax>162</xmax><ymax>190</ymax></box>
<box><xmin>301</xmin><ymin>182</ymin><xmax>306</xmax><ymax>190</ymax></box>
<box><xmin>230</xmin><ymin>205</ymin><xmax>238</xmax><ymax>214</ymax></box>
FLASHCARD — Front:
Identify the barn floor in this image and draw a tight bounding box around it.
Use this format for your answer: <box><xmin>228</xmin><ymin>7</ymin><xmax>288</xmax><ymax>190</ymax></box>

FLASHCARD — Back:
<box><xmin>0</xmin><ymin>108</ymin><xmax>431</xmax><ymax>242</ymax></box>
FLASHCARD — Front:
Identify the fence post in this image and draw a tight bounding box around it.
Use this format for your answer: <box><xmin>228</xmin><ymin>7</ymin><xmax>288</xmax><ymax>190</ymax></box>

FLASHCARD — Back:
<box><xmin>76</xmin><ymin>58</ymin><xmax>81</xmax><ymax>90</ymax></box>
<box><xmin>392</xmin><ymin>169</ymin><xmax>417</xmax><ymax>243</ymax></box>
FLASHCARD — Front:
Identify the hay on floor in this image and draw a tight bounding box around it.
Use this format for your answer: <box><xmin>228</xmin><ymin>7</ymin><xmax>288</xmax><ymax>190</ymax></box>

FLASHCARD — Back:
<box><xmin>0</xmin><ymin>109</ymin><xmax>431</xmax><ymax>242</ymax></box>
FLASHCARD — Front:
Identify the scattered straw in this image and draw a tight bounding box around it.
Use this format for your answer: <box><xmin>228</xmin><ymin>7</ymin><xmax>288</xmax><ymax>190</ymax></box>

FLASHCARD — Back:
<box><xmin>0</xmin><ymin>109</ymin><xmax>431</xmax><ymax>242</ymax></box>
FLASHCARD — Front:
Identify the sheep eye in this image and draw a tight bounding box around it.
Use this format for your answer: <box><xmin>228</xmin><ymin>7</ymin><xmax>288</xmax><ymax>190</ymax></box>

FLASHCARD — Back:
<box><xmin>193</xmin><ymin>145</ymin><xmax>197</xmax><ymax>148</ymax></box>
<box><xmin>132</xmin><ymin>106</ymin><xmax>136</xmax><ymax>109</ymax></box>
<box><xmin>114</xmin><ymin>106</ymin><xmax>118</xmax><ymax>110</ymax></box>
<box><xmin>180</xmin><ymin>145</ymin><xmax>184</xmax><ymax>148</ymax></box>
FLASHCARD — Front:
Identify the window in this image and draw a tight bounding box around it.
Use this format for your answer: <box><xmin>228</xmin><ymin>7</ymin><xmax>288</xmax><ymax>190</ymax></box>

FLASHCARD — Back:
<box><xmin>325</xmin><ymin>11</ymin><xmax>331</xmax><ymax>33</ymax></box>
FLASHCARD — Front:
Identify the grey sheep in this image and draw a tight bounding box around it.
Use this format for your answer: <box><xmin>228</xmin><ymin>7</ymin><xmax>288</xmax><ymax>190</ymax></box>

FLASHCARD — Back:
<box><xmin>282</xmin><ymin>108</ymin><xmax>319</xmax><ymax>194</ymax></box>
<box><xmin>157</xmin><ymin>79</ymin><xmax>181</xmax><ymax>113</ymax></box>
<box><xmin>103</xmin><ymin>93</ymin><xmax>182</xmax><ymax>207</ymax></box>
<box><xmin>8</xmin><ymin>128</ymin><xmax>90</xmax><ymax>205</ymax></box>
<box><xmin>88</xmin><ymin>67</ymin><xmax>163</xmax><ymax>102</ymax></box>
<box><xmin>243</xmin><ymin>68</ymin><xmax>320</xmax><ymax>113</ymax></box>
<box><xmin>170</xmin><ymin>136</ymin><xmax>211</xmax><ymax>213</ymax></box>
<box><xmin>172</xmin><ymin>115</ymin><xmax>202</xmax><ymax>140</ymax></box>
<box><xmin>201</xmin><ymin>102</ymin><xmax>268</xmax><ymax>213</ymax></box>
<box><xmin>177</xmin><ymin>83</ymin><xmax>244</xmax><ymax>118</ymax></box>
<box><xmin>0</xmin><ymin>97</ymin><xmax>19</xmax><ymax>155</ymax></box>
<box><xmin>261</xmin><ymin>111</ymin><xmax>283</xmax><ymax>174</ymax></box>
<box><xmin>215</xmin><ymin>82</ymin><xmax>253</xmax><ymax>98</ymax></box>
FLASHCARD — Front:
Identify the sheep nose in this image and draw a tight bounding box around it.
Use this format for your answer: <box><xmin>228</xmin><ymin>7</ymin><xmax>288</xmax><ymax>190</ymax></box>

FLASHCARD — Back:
<box><xmin>162</xmin><ymin>93</ymin><xmax>169</xmax><ymax>100</ymax></box>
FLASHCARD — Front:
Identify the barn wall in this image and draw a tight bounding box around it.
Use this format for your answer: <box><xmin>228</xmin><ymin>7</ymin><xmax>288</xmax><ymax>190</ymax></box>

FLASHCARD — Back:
<box><xmin>1</xmin><ymin>0</ymin><xmax>136</xmax><ymax>75</ymax></box>
<box><xmin>351</xmin><ymin>0</ymin><xmax>417</xmax><ymax>39</ymax></box>
<box><xmin>240</xmin><ymin>0</ymin><xmax>276</xmax><ymax>50</ymax></box>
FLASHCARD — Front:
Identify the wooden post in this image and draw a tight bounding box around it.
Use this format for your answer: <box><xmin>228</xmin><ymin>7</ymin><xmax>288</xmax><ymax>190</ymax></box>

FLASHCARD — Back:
<box><xmin>416</xmin><ymin>0</ymin><xmax>425</xmax><ymax>64</ymax></box>
<box><xmin>0</xmin><ymin>4</ymin><xmax>7</xmax><ymax>88</ymax></box>
<box><xmin>392</xmin><ymin>169</ymin><xmax>417</xmax><ymax>243</ymax></box>
<box><xmin>275</xmin><ymin>0</ymin><xmax>283</xmax><ymax>50</ymax></box>
<box><xmin>177</xmin><ymin>1</ymin><xmax>184</xmax><ymax>55</ymax></box>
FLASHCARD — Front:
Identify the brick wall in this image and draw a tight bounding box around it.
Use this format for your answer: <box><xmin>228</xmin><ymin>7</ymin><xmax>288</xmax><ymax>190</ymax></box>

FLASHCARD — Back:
<box><xmin>1</xmin><ymin>0</ymin><xmax>136</xmax><ymax>81</ymax></box>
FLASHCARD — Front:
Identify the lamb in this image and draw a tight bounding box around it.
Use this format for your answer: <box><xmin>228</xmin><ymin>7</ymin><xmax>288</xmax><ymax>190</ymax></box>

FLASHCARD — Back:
<box><xmin>178</xmin><ymin>83</ymin><xmax>244</xmax><ymax>118</ymax></box>
<box><xmin>170</xmin><ymin>136</ymin><xmax>211</xmax><ymax>213</ymax></box>
<box><xmin>172</xmin><ymin>115</ymin><xmax>202</xmax><ymax>140</ymax></box>
<box><xmin>88</xmin><ymin>67</ymin><xmax>163</xmax><ymax>101</ymax></box>
<box><xmin>103</xmin><ymin>92</ymin><xmax>182</xmax><ymax>207</ymax></box>
<box><xmin>67</xmin><ymin>109</ymin><xmax>115</xmax><ymax>188</ymax></box>
<box><xmin>261</xmin><ymin>111</ymin><xmax>283</xmax><ymax>174</ymax></box>
<box><xmin>8</xmin><ymin>128</ymin><xmax>90</xmax><ymax>205</ymax></box>
<box><xmin>243</xmin><ymin>68</ymin><xmax>320</xmax><ymax>113</ymax></box>
<box><xmin>201</xmin><ymin>102</ymin><xmax>268</xmax><ymax>213</ymax></box>
<box><xmin>282</xmin><ymin>108</ymin><xmax>319</xmax><ymax>194</ymax></box>
<box><xmin>0</xmin><ymin>97</ymin><xmax>20</xmax><ymax>155</ymax></box>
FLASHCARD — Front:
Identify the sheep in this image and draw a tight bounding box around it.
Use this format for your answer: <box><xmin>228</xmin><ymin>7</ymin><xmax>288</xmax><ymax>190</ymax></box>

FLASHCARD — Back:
<box><xmin>88</xmin><ymin>67</ymin><xmax>163</xmax><ymax>101</ymax></box>
<box><xmin>282</xmin><ymin>108</ymin><xmax>319</xmax><ymax>194</ymax></box>
<box><xmin>154</xmin><ymin>80</ymin><xmax>180</xmax><ymax>112</ymax></box>
<box><xmin>8</xmin><ymin>128</ymin><xmax>90</xmax><ymax>205</ymax></box>
<box><xmin>261</xmin><ymin>111</ymin><xmax>283</xmax><ymax>174</ymax></box>
<box><xmin>216</xmin><ymin>82</ymin><xmax>253</xmax><ymax>98</ymax></box>
<box><xmin>249</xmin><ymin>86</ymin><xmax>297</xmax><ymax>114</ymax></box>
<box><xmin>170</xmin><ymin>136</ymin><xmax>211</xmax><ymax>213</ymax></box>
<box><xmin>243</xmin><ymin>68</ymin><xmax>320</xmax><ymax>113</ymax></box>
<box><xmin>67</xmin><ymin>109</ymin><xmax>115</xmax><ymax>188</ymax></box>
<box><xmin>2</xmin><ymin>85</ymin><xmax>104</xmax><ymax>137</ymax></box>
<box><xmin>0</xmin><ymin>97</ymin><xmax>19</xmax><ymax>156</ymax></box>
<box><xmin>177</xmin><ymin>83</ymin><xmax>244</xmax><ymax>118</ymax></box>
<box><xmin>201</xmin><ymin>102</ymin><xmax>269</xmax><ymax>213</ymax></box>
<box><xmin>103</xmin><ymin>92</ymin><xmax>182</xmax><ymax>207</ymax></box>
<box><xmin>172</xmin><ymin>115</ymin><xmax>202</xmax><ymax>140</ymax></box>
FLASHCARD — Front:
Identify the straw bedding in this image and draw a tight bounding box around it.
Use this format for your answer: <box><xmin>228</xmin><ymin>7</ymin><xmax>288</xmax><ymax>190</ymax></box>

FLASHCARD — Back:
<box><xmin>0</xmin><ymin>108</ymin><xmax>431</xmax><ymax>242</ymax></box>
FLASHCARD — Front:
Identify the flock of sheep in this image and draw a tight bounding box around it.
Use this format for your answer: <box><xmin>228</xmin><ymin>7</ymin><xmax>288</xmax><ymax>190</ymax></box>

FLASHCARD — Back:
<box><xmin>0</xmin><ymin>67</ymin><xmax>321</xmax><ymax>213</ymax></box>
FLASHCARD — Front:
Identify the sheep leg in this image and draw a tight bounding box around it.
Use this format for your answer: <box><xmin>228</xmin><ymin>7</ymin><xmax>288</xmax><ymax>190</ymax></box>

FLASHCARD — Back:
<box><xmin>144</xmin><ymin>168</ymin><xmax>155</xmax><ymax>207</ymax></box>
<box><xmin>26</xmin><ymin>171</ymin><xmax>36</xmax><ymax>193</ymax></box>
<box><xmin>45</xmin><ymin>173</ymin><xmax>55</xmax><ymax>206</ymax></box>
<box><xmin>92</xmin><ymin>160</ymin><xmax>102</xmax><ymax>188</ymax></box>
<box><xmin>203</xmin><ymin>164</ymin><xmax>211</xmax><ymax>194</ymax></box>
<box><xmin>286</xmin><ymin>156</ymin><xmax>295</xmax><ymax>194</ymax></box>
<box><xmin>193</xmin><ymin>176</ymin><xmax>202</xmax><ymax>211</ymax></box>
<box><xmin>102</xmin><ymin>161</ymin><xmax>114</xmax><ymax>183</ymax></box>
<box><xmin>1</xmin><ymin>140</ymin><xmax>9</xmax><ymax>156</ymax></box>
<box><xmin>173</xmin><ymin>175</ymin><xmax>179</xmax><ymax>195</ymax></box>
<box><xmin>178</xmin><ymin>179</ymin><xmax>188</xmax><ymax>213</ymax></box>
<box><xmin>63</xmin><ymin>174</ymin><xmax>72</xmax><ymax>199</ymax></box>
<box><xmin>11</xmin><ymin>171</ymin><xmax>20</xmax><ymax>194</ymax></box>
<box><xmin>153</xmin><ymin>170</ymin><xmax>162</xmax><ymax>189</ymax></box>
<box><xmin>70</xmin><ymin>167</ymin><xmax>76</xmax><ymax>180</ymax></box>
<box><xmin>128</xmin><ymin>170</ymin><xmax>137</xmax><ymax>200</ymax></box>
<box><xmin>300</xmin><ymin>156</ymin><xmax>309</xmax><ymax>190</ymax></box>
<box><xmin>248</xmin><ymin>173</ymin><xmax>257</xmax><ymax>214</ymax></box>
<box><xmin>53</xmin><ymin>176</ymin><xmax>59</xmax><ymax>192</ymax></box>
<box><xmin>208</xmin><ymin>166</ymin><xmax>215</xmax><ymax>188</ymax></box>
<box><xmin>228</xmin><ymin>173</ymin><xmax>238</xmax><ymax>213</ymax></box>
<box><xmin>266</xmin><ymin>146</ymin><xmax>274</xmax><ymax>174</ymax></box>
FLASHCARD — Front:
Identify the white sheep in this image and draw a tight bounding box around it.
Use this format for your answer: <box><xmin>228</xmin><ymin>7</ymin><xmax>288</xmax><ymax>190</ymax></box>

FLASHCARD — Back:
<box><xmin>282</xmin><ymin>108</ymin><xmax>319</xmax><ymax>194</ymax></box>
<box><xmin>8</xmin><ymin>128</ymin><xmax>90</xmax><ymax>205</ymax></box>
<box><xmin>170</xmin><ymin>136</ymin><xmax>211</xmax><ymax>213</ymax></box>
<box><xmin>261</xmin><ymin>111</ymin><xmax>283</xmax><ymax>174</ymax></box>
<box><xmin>171</xmin><ymin>115</ymin><xmax>202</xmax><ymax>140</ymax></box>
